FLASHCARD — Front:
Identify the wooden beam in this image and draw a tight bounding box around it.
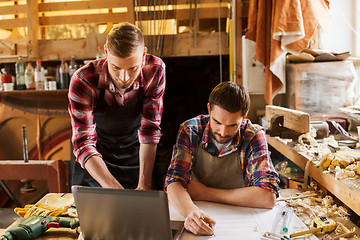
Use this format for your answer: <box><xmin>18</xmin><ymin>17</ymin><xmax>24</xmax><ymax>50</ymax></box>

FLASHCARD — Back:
<box><xmin>38</xmin><ymin>0</ymin><xmax>125</xmax><ymax>12</ymax></box>
<box><xmin>26</xmin><ymin>0</ymin><xmax>40</xmax><ymax>58</ymax></box>
<box><xmin>265</xmin><ymin>105</ymin><xmax>310</xmax><ymax>134</ymax></box>
<box><xmin>32</xmin><ymin>32</ymin><xmax>228</xmax><ymax>61</ymax></box>
<box><xmin>39</xmin><ymin>12</ymin><xmax>128</xmax><ymax>26</ymax></box>
<box><xmin>138</xmin><ymin>7</ymin><xmax>228</xmax><ymax>20</ymax></box>
<box><xmin>126</xmin><ymin>0</ymin><xmax>135</xmax><ymax>24</ymax></box>
<box><xmin>162</xmin><ymin>32</ymin><xmax>228</xmax><ymax>57</ymax></box>
<box><xmin>0</xmin><ymin>4</ymin><xmax>26</xmax><ymax>15</ymax></box>
<box><xmin>138</xmin><ymin>0</ymin><xmax>229</xmax><ymax>4</ymax></box>
<box><xmin>0</xmin><ymin>18</ymin><xmax>26</xmax><ymax>29</ymax></box>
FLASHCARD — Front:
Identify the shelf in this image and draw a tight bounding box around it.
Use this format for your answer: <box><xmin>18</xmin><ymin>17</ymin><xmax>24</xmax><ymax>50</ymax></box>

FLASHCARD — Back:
<box><xmin>267</xmin><ymin>135</ymin><xmax>360</xmax><ymax>216</ymax></box>
<box><xmin>0</xmin><ymin>89</ymin><xmax>69</xmax><ymax>115</ymax></box>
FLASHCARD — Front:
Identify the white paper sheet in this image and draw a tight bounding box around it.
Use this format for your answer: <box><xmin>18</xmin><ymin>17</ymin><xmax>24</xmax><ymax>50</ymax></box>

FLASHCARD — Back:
<box><xmin>170</xmin><ymin>201</ymin><xmax>318</xmax><ymax>240</ymax></box>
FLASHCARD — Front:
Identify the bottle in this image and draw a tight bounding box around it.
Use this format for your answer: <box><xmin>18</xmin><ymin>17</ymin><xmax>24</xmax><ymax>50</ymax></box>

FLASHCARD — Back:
<box><xmin>96</xmin><ymin>45</ymin><xmax>105</xmax><ymax>59</ymax></box>
<box><xmin>25</xmin><ymin>62</ymin><xmax>35</xmax><ymax>90</ymax></box>
<box><xmin>68</xmin><ymin>57</ymin><xmax>78</xmax><ymax>77</ymax></box>
<box><xmin>59</xmin><ymin>60</ymin><xmax>70</xmax><ymax>89</ymax></box>
<box><xmin>34</xmin><ymin>61</ymin><xmax>45</xmax><ymax>90</ymax></box>
<box><xmin>15</xmin><ymin>56</ymin><xmax>26</xmax><ymax>90</ymax></box>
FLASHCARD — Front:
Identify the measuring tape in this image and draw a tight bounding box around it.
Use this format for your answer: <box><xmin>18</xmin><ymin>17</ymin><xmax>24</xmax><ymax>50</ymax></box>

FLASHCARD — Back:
<box><xmin>290</xmin><ymin>216</ymin><xmax>337</xmax><ymax>238</ymax></box>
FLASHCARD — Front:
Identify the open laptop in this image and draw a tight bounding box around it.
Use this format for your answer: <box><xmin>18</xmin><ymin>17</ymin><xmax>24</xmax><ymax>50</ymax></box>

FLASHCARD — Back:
<box><xmin>72</xmin><ymin>185</ymin><xmax>184</xmax><ymax>240</ymax></box>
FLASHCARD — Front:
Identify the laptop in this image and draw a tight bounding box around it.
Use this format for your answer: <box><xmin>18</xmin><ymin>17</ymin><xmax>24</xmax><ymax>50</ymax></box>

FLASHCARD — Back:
<box><xmin>72</xmin><ymin>185</ymin><xmax>184</xmax><ymax>240</ymax></box>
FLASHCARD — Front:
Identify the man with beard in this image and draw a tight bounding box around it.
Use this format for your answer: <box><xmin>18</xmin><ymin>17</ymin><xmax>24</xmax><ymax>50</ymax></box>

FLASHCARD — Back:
<box><xmin>165</xmin><ymin>82</ymin><xmax>279</xmax><ymax>235</ymax></box>
<box><xmin>68</xmin><ymin>23</ymin><xmax>165</xmax><ymax>189</ymax></box>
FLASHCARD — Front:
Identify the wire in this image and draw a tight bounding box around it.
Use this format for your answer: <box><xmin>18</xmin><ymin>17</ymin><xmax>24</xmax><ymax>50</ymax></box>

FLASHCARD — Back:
<box><xmin>218</xmin><ymin>0</ymin><xmax>223</xmax><ymax>82</ymax></box>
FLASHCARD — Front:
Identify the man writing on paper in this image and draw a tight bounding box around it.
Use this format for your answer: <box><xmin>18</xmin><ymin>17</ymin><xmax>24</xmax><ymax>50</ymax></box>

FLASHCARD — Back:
<box><xmin>68</xmin><ymin>23</ymin><xmax>165</xmax><ymax>190</ymax></box>
<box><xmin>165</xmin><ymin>82</ymin><xmax>279</xmax><ymax>235</ymax></box>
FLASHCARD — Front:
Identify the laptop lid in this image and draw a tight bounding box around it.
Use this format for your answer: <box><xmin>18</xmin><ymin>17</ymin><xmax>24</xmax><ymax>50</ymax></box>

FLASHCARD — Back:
<box><xmin>72</xmin><ymin>185</ymin><xmax>184</xmax><ymax>240</ymax></box>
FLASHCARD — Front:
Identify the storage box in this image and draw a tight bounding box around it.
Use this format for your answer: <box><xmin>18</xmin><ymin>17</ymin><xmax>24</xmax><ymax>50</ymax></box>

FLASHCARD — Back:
<box><xmin>286</xmin><ymin>61</ymin><xmax>358</xmax><ymax>116</ymax></box>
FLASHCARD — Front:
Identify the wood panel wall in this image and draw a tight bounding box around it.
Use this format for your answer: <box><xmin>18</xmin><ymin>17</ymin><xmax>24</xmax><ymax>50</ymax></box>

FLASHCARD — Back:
<box><xmin>0</xmin><ymin>0</ymin><xmax>249</xmax><ymax>62</ymax></box>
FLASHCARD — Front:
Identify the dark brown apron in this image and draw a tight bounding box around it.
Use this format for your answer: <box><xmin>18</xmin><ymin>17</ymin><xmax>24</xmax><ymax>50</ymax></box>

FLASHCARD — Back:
<box><xmin>72</xmin><ymin>86</ymin><xmax>144</xmax><ymax>189</ymax></box>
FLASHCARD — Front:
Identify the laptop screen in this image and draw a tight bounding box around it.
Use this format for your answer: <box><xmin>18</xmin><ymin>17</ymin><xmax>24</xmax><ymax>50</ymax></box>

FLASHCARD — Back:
<box><xmin>72</xmin><ymin>186</ymin><xmax>183</xmax><ymax>240</ymax></box>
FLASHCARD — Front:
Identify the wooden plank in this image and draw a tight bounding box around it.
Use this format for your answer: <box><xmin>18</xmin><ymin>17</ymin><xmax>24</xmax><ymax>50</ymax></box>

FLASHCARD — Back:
<box><xmin>38</xmin><ymin>38</ymin><xmax>94</xmax><ymax>60</ymax></box>
<box><xmin>162</xmin><ymin>32</ymin><xmax>228</xmax><ymax>57</ymax></box>
<box><xmin>33</xmin><ymin>32</ymin><xmax>227</xmax><ymax>61</ymax></box>
<box><xmin>38</xmin><ymin>0</ymin><xmax>126</xmax><ymax>12</ymax></box>
<box><xmin>39</xmin><ymin>12</ymin><xmax>128</xmax><ymax>26</ymax></box>
<box><xmin>0</xmin><ymin>18</ymin><xmax>26</xmax><ymax>28</ymax></box>
<box><xmin>0</xmin><ymin>4</ymin><xmax>26</xmax><ymax>15</ymax></box>
<box><xmin>126</xmin><ymin>0</ymin><xmax>135</xmax><ymax>24</ymax></box>
<box><xmin>139</xmin><ymin>0</ymin><xmax>229</xmax><ymax>5</ymax></box>
<box><xmin>138</xmin><ymin>7</ymin><xmax>228</xmax><ymax>20</ymax></box>
<box><xmin>26</xmin><ymin>0</ymin><xmax>40</xmax><ymax>59</ymax></box>
<box><xmin>265</xmin><ymin>105</ymin><xmax>310</xmax><ymax>133</ymax></box>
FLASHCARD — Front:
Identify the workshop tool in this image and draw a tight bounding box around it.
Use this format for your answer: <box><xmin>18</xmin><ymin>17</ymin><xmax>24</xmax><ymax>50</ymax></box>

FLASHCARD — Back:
<box><xmin>264</xmin><ymin>105</ymin><xmax>310</xmax><ymax>140</ymax></box>
<box><xmin>20</xmin><ymin>125</ymin><xmax>36</xmax><ymax>193</ymax></box>
<box><xmin>331</xmin><ymin>120</ymin><xmax>358</xmax><ymax>141</ymax></box>
<box><xmin>0</xmin><ymin>215</ymin><xmax>79</xmax><ymax>240</ymax></box>
<box><xmin>290</xmin><ymin>216</ymin><xmax>337</xmax><ymax>238</ymax></box>
<box><xmin>262</xmin><ymin>232</ymin><xmax>290</xmax><ymax>240</ymax></box>
<box><xmin>271</xmin><ymin>206</ymin><xmax>293</xmax><ymax>234</ymax></box>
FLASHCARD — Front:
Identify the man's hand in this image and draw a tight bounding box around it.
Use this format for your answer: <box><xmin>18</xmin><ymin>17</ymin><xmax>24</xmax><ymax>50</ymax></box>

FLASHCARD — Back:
<box><xmin>187</xmin><ymin>180</ymin><xmax>209</xmax><ymax>201</ymax></box>
<box><xmin>184</xmin><ymin>209</ymin><xmax>216</xmax><ymax>236</ymax></box>
<box><xmin>135</xmin><ymin>182</ymin><xmax>151</xmax><ymax>190</ymax></box>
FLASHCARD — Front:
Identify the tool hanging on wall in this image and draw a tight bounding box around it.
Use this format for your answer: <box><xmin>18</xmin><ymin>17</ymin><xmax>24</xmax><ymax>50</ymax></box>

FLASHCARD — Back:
<box><xmin>193</xmin><ymin>0</ymin><xmax>198</xmax><ymax>48</ymax></box>
<box><xmin>20</xmin><ymin>125</ymin><xmax>36</xmax><ymax>193</ymax></box>
<box><xmin>171</xmin><ymin>0</ymin><xmax>177</xmax><ymax>55</ymax></box>
<box><xmin>218</xmin><ymin>0</ymin><xmax>223</xmax><ymax>82</ymax></box>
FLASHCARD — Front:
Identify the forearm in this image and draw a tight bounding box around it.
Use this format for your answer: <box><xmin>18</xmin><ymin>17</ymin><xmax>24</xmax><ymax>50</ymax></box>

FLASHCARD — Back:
<box><xmin>138</xmin><ymin>143</ymin><xmax>157</xmax><ymax>189</ymax></box>
<box><xmin>203</xmin><ymin>186</ymin><xmax>276</xmax><ymax>209</ymax></box>
<box><xmin>84</xmin><ymin>155</ymin><xmax>123</xmax><ymax>189</ymax></box>
<box><xmin>167</xmin><ymin>182</ymin><xmax>199</xmax><ymax>217</ymax></box>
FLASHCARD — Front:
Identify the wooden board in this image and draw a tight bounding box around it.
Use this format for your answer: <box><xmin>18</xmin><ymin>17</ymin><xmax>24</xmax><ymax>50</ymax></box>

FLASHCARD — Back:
<box><xmin>265</xmin><ymin>105</ymin><xmax>310</xmax><ymax>134</ymax></box>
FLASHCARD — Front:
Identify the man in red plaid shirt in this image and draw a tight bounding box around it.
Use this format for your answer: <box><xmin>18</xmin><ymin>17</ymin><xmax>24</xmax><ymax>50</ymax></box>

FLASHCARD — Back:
<box><xmin>68</xmin><ymin>23</ymin><xmax>166</xmax><ymax>189</ymax></box>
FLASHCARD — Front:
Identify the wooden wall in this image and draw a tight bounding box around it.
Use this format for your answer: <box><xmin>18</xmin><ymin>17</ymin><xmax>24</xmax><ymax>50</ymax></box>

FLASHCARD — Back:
<box><xmin>0</xmin><ymin>0</ymin><xmax>249</xmax><ymax>64</ymax></box>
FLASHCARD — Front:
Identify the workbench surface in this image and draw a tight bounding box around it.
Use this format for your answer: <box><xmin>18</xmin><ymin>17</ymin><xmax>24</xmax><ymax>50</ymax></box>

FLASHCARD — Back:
<box><xmin>2</xmin><ymin>190</ymin><xmax>360</xmax><ymax>239</ymax></box>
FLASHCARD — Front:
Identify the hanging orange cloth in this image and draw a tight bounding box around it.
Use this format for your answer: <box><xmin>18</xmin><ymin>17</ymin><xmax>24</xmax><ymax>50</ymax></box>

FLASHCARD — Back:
<box><xmin>245</xmin><ymin>0</ymin><xmax>330</xmax><ymax>104</ymax></box>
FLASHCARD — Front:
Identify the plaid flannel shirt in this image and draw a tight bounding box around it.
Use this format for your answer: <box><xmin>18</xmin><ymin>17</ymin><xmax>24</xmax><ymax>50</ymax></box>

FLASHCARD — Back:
<box><xmin>68</xmin><ymin>55</ymin><xmax>165</xmax><ymax>167</ymax></box>
<box><xmin>165</xmin><ymin>115</ymin><xmax>279</xmax><ymax>196</ymax></box>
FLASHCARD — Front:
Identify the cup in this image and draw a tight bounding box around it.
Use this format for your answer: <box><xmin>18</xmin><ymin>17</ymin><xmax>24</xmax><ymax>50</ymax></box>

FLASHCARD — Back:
<box><xmin>48</xmin><ymin>81</ymin><xmax>57</xmax><ymax>90</ymax></box>
<box><xmin>35</xmin><ymin>81</ymin><xmax>45</xmax><ymax>90</ymax></box>
<box><xmin>3</xmin><ymin>82</ymin><xmax>14</xmax><ymax>91</ymax></box>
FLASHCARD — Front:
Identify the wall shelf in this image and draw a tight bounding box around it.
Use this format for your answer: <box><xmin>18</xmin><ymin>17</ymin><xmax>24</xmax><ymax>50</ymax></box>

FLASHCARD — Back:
<box><xmin>0</xmin><ymin>89</ymin><xmax>69</xmax><ymax>115</ymax></box>
<box><xmin>267</xmin><ymin>135</ymin><xmax>360</xmax><ymax>216</ymax></box>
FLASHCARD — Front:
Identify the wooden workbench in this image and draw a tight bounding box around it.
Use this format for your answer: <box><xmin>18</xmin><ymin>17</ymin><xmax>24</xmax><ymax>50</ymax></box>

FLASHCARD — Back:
<box><xmin>2</xmin><ymin>190</ymin><xmax>360</xmax><ymax>239</ymax></box>
<box><xmin>267</xmin><ymin>134</ymin><xmax>360</xmax><ymax>216</ymax></box>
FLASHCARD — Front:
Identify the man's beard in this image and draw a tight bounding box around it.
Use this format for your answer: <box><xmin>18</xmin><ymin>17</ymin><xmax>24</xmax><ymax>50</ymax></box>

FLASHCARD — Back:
<box><xmin>210</xmin><ymin>128</ymin><xmax>232</xmax><ymax>144</ymax></box>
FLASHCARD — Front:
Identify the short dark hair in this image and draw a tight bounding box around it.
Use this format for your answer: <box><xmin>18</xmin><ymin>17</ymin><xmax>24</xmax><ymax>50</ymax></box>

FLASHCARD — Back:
<box><xmin>209</xmin><ymin>82</ymin><xmax>250</xmax><ymax>116</ymax></box>
<box><xmin>106</xmin><ymin>23</ymin><xmax>144</xmax><ymax>58</ymax></box>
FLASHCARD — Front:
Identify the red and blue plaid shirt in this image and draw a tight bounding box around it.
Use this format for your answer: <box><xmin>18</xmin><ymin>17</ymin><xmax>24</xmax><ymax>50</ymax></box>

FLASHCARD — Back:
<box><xmin>165</xmin><ymin>115</ymin><xmax>279</xmax><ymax>196</ymax></box>
<box><xmin>68</xmin><ymin>55</ymin><xmax>165</xmax><ymax>167</ymax></box>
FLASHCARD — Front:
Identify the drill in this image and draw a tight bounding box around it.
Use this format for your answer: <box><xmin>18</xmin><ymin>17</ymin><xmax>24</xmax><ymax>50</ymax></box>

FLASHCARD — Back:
<box><xmin>0</xmin><ymin>215</ymin><xmax>79</xmax><ymax>240</ymax></box>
